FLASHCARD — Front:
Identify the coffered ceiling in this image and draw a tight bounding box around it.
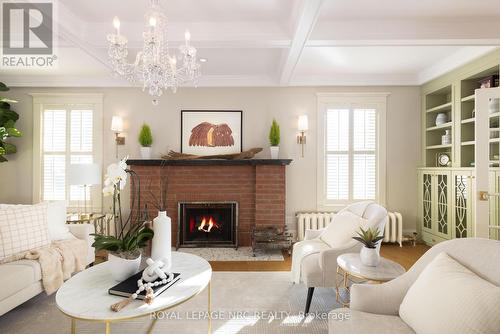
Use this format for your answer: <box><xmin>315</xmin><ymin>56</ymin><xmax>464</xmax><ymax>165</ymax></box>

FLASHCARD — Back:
<box><xmin>2</xmin><ymin>0</ymin><xmax>500</xmax><ymax>87</ymax></box>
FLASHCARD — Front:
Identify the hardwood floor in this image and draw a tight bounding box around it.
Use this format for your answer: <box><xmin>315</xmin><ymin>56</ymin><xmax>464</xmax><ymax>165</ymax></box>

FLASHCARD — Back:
<box><xmin>210</xmin><ymin>243</ymin><xmax>430</xmax><ymax>272</ymax></box>
<box><xmin>96</xmin><ymin>243</ymin><xmax>430</xmax><ymax>271</ymax></box>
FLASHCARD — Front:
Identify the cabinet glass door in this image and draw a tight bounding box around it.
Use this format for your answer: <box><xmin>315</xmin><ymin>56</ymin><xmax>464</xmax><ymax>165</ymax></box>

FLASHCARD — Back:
<box><xmin>422</xmin><ymin>173</ymin><xmax>433</xmax><ymax>233</ymax></box>
<box><xmin>453</xmin><ymin>172</ymin><xmax>473</xmax><ymax>238</ymax></box>
<box><xmin>434</xmin><ymin>172</ymin><xmax>451</xmax><ymax>239</ymax></box>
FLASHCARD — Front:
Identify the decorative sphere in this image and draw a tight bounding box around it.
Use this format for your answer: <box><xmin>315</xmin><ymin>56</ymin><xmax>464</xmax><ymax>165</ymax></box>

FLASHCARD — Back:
<box><xmin>152</xmin><ymin>99</ymin><xmax>159</xmax><ymax>106</ymax></box>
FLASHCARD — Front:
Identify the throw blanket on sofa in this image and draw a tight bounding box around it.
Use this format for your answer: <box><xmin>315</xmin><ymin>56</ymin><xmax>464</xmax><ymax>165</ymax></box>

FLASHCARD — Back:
<box><xmin>25</xmin><ymin>239</ymin><xmax>87</xmax><ymax>295</ymax></box>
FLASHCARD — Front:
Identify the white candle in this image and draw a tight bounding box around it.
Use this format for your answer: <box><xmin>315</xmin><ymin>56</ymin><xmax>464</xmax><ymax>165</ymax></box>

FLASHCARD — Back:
<box><xmin>113</xmin><ymin>16</ymin><xmax>120</xmax><ymax>35</ymax></box>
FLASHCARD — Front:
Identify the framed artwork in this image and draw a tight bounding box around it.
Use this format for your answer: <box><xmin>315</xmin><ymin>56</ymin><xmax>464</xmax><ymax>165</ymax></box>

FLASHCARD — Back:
<box><xmin>181</xmin><ymin>110</ymin><xmax>242</xmax><ymax>155</ymax></box>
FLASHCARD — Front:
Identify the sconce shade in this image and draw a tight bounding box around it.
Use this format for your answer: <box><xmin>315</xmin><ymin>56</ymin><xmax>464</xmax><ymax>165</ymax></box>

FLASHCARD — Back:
<box><xmin>69</xmin><ymin>163</ymin><xmax>101</xmax><ymax>185</ymax></box>
<box><xmin>298</xmin><ymin>115</ymin><xmax>309</xmax><ymax>131</ymax></box>
<box><xmin>111</xmin><ymin>116</ymin><xmax>124</xmax><ymax>132</ymax></box>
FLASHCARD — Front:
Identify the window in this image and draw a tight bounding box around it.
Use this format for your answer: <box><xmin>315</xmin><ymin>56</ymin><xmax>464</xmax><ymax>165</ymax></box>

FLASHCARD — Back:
<box><xmin>317</xmin><ymin>93</ymin><xmax>387</xmax><ymax>209</ymax></box>
<box><xmin>32</xmin><ymin>94</ymin><xmax>103</xmax><ymax>210</ymax></box>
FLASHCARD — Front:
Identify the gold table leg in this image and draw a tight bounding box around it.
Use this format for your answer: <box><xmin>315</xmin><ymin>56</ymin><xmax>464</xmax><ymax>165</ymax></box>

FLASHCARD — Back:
<box><xmin>70</xmin><ymin>318</ymin><xmax>76</xmax><ymax>334</ymax></box>
<box><xmin>335</xmin><ymin>266</ymin><xmax>351</xmax><ymax>308</ymax></box>
<box><xmin>208</xmin><ymin>280</ymin><xmax>212</xmax><ymax>334</ymax></box>
<box><xmin>146</xmin><ymin>313</ymin><xmax>158</xmax><ymax>334</ymax></box>
<box><xmin>105</xmin><ymin>321</ymin><xmax>111</xmax><ymax>334</ymax></box>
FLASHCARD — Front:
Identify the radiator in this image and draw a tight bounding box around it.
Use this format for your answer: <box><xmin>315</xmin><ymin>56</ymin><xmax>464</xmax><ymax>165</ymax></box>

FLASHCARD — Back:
<box><xmin>296</xmin><ymin>212</ymin><xmax>335</xmax><ymax>241</ymax></box>
<box><xmin>384</xmin><ymin>212</ymin><xmax>403</xmax><ymax>247</ymax></box>
<box><xmin>296</xmin><ymin>211</ymin><xmax>403</xmax><ymax>247</ymax></box>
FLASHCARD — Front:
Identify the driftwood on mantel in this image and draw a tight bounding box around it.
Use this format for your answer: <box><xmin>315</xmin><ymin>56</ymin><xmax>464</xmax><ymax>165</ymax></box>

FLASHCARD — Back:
<box><xmin>162</xmin><ymin>147</ymin><xmax>263</xmax><ymax>160</ymax></box>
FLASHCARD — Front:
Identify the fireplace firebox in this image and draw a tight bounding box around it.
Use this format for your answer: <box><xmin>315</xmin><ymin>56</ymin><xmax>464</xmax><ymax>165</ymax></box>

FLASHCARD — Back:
<box><xmin>177</xmin><ymin>202</ymin><xmax>238</xmax><ymax>249</ymax></box>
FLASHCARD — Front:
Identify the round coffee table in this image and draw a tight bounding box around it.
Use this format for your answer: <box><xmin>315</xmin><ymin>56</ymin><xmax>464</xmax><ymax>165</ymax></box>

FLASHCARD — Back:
<box><xmin>335</xmin><ymin>253</ymin><xmax>405</xmax><ymax>307</ymax></box>
<box><xmin>56</xmin><ymin>252</ymin><xmax>212</xmax><ymax>334</ymax></box>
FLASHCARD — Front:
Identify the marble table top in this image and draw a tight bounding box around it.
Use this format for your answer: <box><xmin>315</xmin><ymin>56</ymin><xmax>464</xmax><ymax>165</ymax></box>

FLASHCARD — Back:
<box><xmin>56</xmin><ymin>252</ymin><xmax>212</xmax><ymax>321</ymax></box>
<box><xmin>337</xmin><ymin>253</ymin><xmax>405</xmax><ymax>282</ymax></box>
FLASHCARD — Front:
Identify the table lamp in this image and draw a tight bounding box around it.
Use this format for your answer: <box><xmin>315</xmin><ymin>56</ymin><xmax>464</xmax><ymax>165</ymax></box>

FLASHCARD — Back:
<box><xmin>69</xmin><ymin>163</ymin><xmax>101</xmax><ymax>217</ymax></box>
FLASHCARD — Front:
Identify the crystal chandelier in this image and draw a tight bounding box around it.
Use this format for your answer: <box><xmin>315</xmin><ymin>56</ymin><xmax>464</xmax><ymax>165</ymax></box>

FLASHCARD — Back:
<box><xmin>107</xmin><ymin>0</ymin><xmax>201</xmax><ymax>104</ymax></box>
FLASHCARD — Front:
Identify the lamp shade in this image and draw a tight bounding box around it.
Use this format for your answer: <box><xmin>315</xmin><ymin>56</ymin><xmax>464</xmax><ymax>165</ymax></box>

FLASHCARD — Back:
<box><xmin>69</xmin><ymin>163</ymin><xmax>101</xmax><ymax>185</ymax></box>
<box><xmin>111</xmin><ymin>116</ymin><xmax>124</xmax><ymax>132</ymax></box>
<box><xmin>298</xmin><ymin>115</ymin><xmax>309</xmax><ymax>131</ymax></box>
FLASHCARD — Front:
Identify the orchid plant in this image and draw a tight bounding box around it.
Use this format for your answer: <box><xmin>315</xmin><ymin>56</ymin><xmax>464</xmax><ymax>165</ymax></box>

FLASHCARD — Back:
<box><xmin>91</xmin><ymin>156</ymin><xmax>154</xmax><ymax>259</ymax></box>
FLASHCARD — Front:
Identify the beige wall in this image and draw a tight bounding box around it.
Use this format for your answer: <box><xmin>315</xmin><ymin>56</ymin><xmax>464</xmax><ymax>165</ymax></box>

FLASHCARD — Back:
<box><xmin>0</xmin><ymin>86</ymin><xmax>421</xmax><ymax>231</ymax></box>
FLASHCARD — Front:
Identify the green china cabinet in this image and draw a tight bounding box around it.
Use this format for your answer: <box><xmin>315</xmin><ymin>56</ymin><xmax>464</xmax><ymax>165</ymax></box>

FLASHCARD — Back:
<box><xmin>419</xmin><ymin>49</ymin><xmax>500</xmax><ymax>245</ymax></box>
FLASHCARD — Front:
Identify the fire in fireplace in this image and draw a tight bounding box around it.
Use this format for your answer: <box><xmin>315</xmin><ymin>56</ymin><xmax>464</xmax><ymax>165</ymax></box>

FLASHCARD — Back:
<box><xmin>177</xmin><ymin>202</ymin><xmax>238</xmax><ymax>248</ymax></box>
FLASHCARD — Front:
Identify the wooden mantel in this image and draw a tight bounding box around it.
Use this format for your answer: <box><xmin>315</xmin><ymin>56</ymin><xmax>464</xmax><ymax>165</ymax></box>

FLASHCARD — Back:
<box><xmin>128</xmin><ymin>158</ymin><xmax>292</xmax><ymax>247</ymax></box>
<box><xmin>127</xmin><ymin>159</ymin><xmax>292</xmax><ymax>166</ymax></box>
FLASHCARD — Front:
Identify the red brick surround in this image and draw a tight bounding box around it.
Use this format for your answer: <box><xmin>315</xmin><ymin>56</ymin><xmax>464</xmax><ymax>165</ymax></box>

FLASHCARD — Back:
<box><xmin>129</xmin><ymin>162</ymin><xmax>288</xmax><ymax>247</ymax></box>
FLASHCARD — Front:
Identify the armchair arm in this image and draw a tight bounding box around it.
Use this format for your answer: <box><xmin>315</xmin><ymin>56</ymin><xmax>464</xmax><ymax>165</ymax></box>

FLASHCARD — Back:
<box><xmin>304</xmin><ymin>228</ymin><xmax>325</xmax><ymax>240</ymax></box>
<box><xmin>67</xmin><ymin>224</ymin><xmax>95</xmax><ymax>265</ymax></box>
<box><xmin>350</xmin><ymin>272</ymin><xmax>413</xmax><ymax>315</ymax></box>
<box><xmin>316</xmin><ymin>242</ymin><xmax>362</xmax><ymax>287</ymax></box>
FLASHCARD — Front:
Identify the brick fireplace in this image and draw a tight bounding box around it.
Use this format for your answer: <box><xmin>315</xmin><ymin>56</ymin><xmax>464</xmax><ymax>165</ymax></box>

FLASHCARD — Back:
<box><xmin>127</xmin><ymin>159</ymin><xmax>292</xmax><ymax>247</ymax></box>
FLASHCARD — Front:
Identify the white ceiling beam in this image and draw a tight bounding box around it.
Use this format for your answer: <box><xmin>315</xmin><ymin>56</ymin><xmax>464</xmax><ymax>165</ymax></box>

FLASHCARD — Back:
<box><xmin>418</xmin><ymin>46</ymin><xmax>498</xmax><ymax>84</ymax></box>
<box><xmin>279</xmin><ymin>0</ymin><xmax>325</xmax><ymax>85</ymax></box>
<box><xmin>307</xmin><ymin>39</ymin><xmax>500</xmax><ymax>47</ymax></box>
<box><xmin>0</xmin><ymin>74</ymin><xmax>277</xmax><ymax>88</ymax></box>
<box><xmin>311</xmin><ymin>19</ymin><xmax>500</xmax><ymax>43</ymax></box>
<box><xmin>55</xmin><ymin>2</ymin><xmax>112</xmax><ymax>70</ymax></box>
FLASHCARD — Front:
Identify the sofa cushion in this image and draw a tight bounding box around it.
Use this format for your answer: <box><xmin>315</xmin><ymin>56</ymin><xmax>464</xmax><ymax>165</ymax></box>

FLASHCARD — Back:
<box><xmin>0</xmin><ymin>203</ymin><xmax>50</xmax><ymax>262</ymax></box>
<box><xmin>319</xmin><ymin>211</ymin><xmax>370</xmax><ymax>248</ymax></box>
<box><xmin>46</xmin><ymin>201</ymin><xmax>73</xmax><ymax>241</ymax></box>
<box><xmin>0</xmin><ymin>202</ymin><xmax>73</xmax><ymax>241</ymax></box>
<box><xmin>399</xmin><ymin>252</ymin><xmax>500</xmax><ymax>334</ymax></box>
<box><xmin>329</xmin><ymin>308</ymin><xmax>414</xmax><ymax>334</ymax></box>
<box><xmin>0</xmin><ymin>260</ymin><xmax>42</xmax><ymax>300</ymax></box>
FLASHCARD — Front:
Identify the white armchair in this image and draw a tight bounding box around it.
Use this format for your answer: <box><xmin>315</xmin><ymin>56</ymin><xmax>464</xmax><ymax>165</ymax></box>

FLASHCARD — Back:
<box><xmin>291</xmin><ymin>201</ymin><xmax>388</xmax><ymax>313</ymax></box>
<box><xmin>328</xmin><ymin>238</ymin><xmax>500</xmax><ymax>334</ymax></box>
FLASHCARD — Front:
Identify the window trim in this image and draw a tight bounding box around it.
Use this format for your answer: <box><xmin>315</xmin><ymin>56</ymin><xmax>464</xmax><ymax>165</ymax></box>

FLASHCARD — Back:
<box><xmin>316</xmin><ymin>92</ymin><xmax>388</xmax><ymax>210</ymax></box>
<box><xmin>31</xmin><ymin>93</ymin><xmax>104</xmax><ymax>210</ymax></box>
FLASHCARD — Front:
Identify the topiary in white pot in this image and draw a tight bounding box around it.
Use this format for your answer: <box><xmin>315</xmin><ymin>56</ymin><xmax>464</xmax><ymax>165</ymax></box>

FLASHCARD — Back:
<box><xmin>138</xmin><ymin>124</ymin><xmax>153</xmax><ymax>159</ymax></box>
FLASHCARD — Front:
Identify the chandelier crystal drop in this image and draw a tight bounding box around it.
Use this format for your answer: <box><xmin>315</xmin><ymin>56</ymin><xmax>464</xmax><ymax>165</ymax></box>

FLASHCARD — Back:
<box><xmin>107</xmin><ymin>0</ymin><xmax>201</xmax><ymax>102</ymax></box>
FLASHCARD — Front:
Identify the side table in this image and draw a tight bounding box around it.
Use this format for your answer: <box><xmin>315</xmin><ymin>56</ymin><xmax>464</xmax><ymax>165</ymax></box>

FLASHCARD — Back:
<box><xmin>335</xmin><ymin>253</ymin><xmax>406</xmax><ymax>307</ymax></box>
<box><xmin>67</xmin><ymin>213</ymin><xmax>108</xmax><ymax>235</ymax></box>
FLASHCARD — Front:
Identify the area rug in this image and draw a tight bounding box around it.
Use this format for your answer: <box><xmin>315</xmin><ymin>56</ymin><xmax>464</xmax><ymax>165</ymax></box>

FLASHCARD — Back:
<box><xmin>0</xmin><ymin>272</ymin><xmax>341</xmax><ymax>333</ymax></box>
<box><xmin>178</xmin><ymin>247</ymin><xmax>285</xmax><ymax>261</ymax></box>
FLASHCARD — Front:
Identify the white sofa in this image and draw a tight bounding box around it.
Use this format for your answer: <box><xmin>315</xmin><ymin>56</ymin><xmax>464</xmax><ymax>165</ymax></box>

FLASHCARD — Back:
<box><xmin>328</xmin><ymin>238</ymin><xmax>500</xmax><ymax>333</ymax></box>
<box><xmin>0</xmin><ymin>223</ymin><xmax>95</xmax><ymax>316</ymax></box>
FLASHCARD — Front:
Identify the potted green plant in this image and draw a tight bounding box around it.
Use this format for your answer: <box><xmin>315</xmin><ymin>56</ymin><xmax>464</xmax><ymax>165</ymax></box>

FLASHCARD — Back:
<box><xmin>138</xmin><ymin>123</ymin><xmax>153</xmax><ymax>159</ymax></box>
<box><xmin>269</xmin><ymin>119</ymin><xmax>280</xmax><ymax>159</ymax></box>
<box><xmin>95</xmin><ymin>156</ymin><xmax>154</xmax><ymax>281</ymax></box>
<box><xmin>353</xmin><ymin>227</ymin><xmax>384</xmax><ymax>266</ymax></box>
<box><xmin>0</xmin><ymin>82</ymin><xmax>22</xmax><ymax>162</ymax></box>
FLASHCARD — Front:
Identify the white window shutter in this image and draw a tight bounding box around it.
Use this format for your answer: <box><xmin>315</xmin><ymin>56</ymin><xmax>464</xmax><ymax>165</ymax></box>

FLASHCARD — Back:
<box><xmin>70</xmin><ymin>110</ymin><xmax>93</xmax><ymax>152</ymax></box>
<box><xmin>43</xmin><ymin>155</ymin><xmax>66</xmax><ymax>200</ymax></box>
<box><xmin>353</xmin><ymin>154</ymin><xmax>376</xmax><ymax>200</ymax></box>
<box><xmin>43</xmin><ymin>110</ymin><xmax>66</xmax><ymax>152</ymax></box>
<box><xmin>324</xmin><ymin>106</ymin><xmax>377</xmax><ymax>202</ymax></box>
<box><xmin>42</xmin><ymin>106</ymin><xmax>96</xmax><ymax>203</ymax></box>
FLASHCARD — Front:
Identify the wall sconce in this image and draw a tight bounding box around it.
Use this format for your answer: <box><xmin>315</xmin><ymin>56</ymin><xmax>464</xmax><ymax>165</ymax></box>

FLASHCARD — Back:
<box><xmin>297</xmin><ymin>115</ymin><xmax>308</xmax><ymax>157</ymax></box>
<box><xmin>111</xmin><ymin>116</ymin><xmax>125</xmax><ymax>158</ymax></box>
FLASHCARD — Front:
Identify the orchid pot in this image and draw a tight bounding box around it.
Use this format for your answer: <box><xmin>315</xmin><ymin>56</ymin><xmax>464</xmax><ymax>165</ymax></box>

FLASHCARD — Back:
<box><xmin>108</xmin><ymin>251</ymin><xmax>142</xmax><ymax>281</ymax></box>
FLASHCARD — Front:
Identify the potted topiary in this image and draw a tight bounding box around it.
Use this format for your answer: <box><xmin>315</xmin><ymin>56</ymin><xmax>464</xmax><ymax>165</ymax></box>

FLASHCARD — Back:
<box><xmin>269</xmin><ymin>119</ymin><xmax>280</xmax><ymax>159</ymax></box>
<box><xmin>353</xmin><ymin>227</ymin><xmax>384</xmax><ymax>267</ymax></box>
<box><xmin>138</xmin><ymin>124</ymin><xmax>153</xmax><ymax>159</ymax></box>
<box><xmin>0</xmin><ymin>82</ymin><xmax>22</xmax><ymax>162</ymax></box>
